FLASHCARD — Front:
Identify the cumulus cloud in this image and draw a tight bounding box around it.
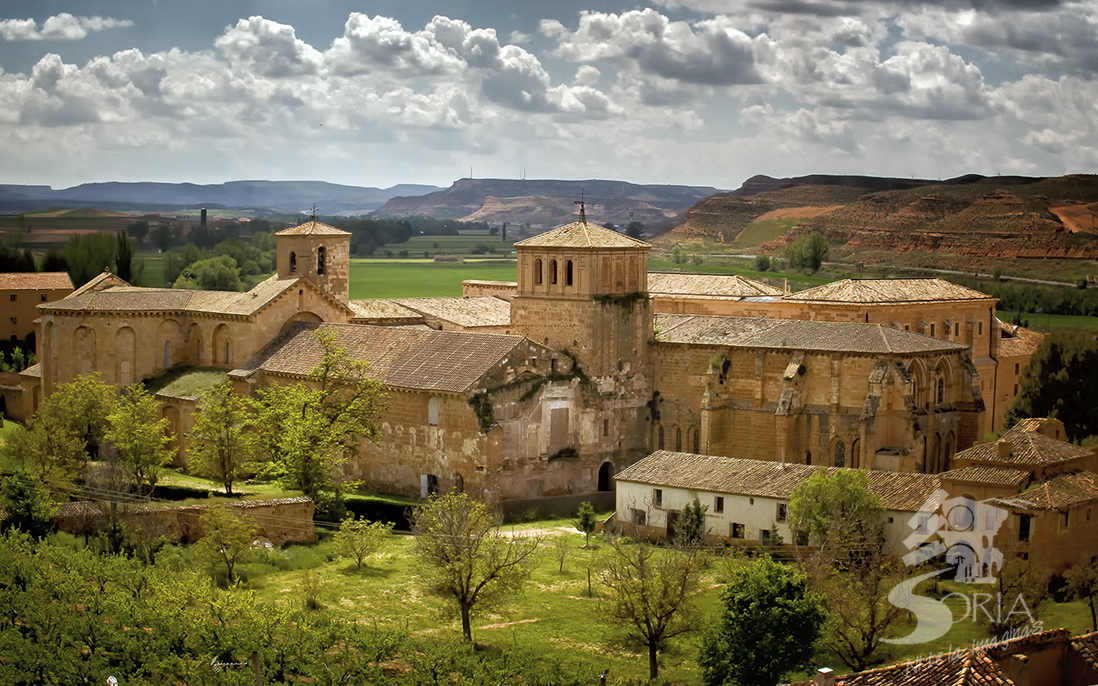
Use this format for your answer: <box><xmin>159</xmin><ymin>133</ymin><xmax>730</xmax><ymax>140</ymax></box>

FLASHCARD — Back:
<box><xmin>216</xmin><ymin>16</ymin><xmax>323</xmax><ymax>77</ymax></box>
<box><xmin>0</xmin><ymin>13</ymin><xmax>132</xmax><ymax>41</ymax></box>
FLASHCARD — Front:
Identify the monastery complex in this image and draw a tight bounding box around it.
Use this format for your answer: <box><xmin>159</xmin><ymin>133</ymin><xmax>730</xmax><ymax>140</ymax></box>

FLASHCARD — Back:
<box><xmin>4</xmin><ymin>216</ymin><xmax>1097</xmax><ymax>573</ymax></box>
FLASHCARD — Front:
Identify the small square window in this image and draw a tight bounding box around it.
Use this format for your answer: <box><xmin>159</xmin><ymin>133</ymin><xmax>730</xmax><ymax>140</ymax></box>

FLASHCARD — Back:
<box><xmin>40</xmin><ymin>294</ymin><xmax>47</xmax><ymax>302</ymax></box>
<box><xmin>1014</xmin><ymin>363</ymin><xmax>1020</xmax><ymax>374</ymax></box>
<box><xmin>917</xmin><ymin>516</ymin><xmax>929</xmax><ymax>534</ymax></box>
<box><xmin>8</xmin><ymin>294</ymin><xmax>15</xmax><ymax>302</ymax></box>
<box><xmin>954</xmin><ymin>323</ymin><xmax>959</xmax><ymax>336</ymax></box>
<box><xmin>930</xmin><ymin>323</ymin><xmax>936</xmax><ymax>337</ymax></box>
<box><xmin>632</xmin><ymin>509</ymin><xmax>646</xmax><ymax>527</ymax></box>
<box><xmin>654</xmin><ymin>489</ymin><xmax>663</xmax><ymax>507</ymax></box>
<box><xmin>1061</xmin><ymin>511</ymin><xmax>1070</xmax><ymax>529</ymax></box>
<box><xmin>714</xmin><ymin>496</ymin><xmax>724</xmax><ymax>513</ymax></box>
<box><xmin>730</xmin><ymin>522</ymin><xmax>744</xmax><ymax>539</ymax></box>
<box><xmin>777</xmin><ymin>503</ymin><xmax>788</xmax><ymax>522</ymax></box>
<box><xmin>9</xmin><ymin>317</ymin><xmax>15</xmax><ymax>325</ymax></box>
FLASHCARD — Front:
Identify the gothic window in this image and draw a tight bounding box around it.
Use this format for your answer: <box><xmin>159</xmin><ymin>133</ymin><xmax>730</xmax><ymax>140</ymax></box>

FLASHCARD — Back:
<box><xmin>566</xmin><ymin>260</ymin><xmax>574</xmax><ymax>286</ymax></box>
<box><xmin>289</xmin><ymin>251</ymin><xmax>297</xmax><ymax>273</ymax></box>
<box><xmin>534</xmin><ymin>259</ymin><xmax>543</xmax><ymax>285</ymax></box>
<box><xmin>937</xmin><ymin>378</ymin><xmax>944</xmax><ymax>404</ymax></box>
<box><xmin>317</xmin><ymin>246</ymin><xmax>326</xmax><ymax>275</ymax></box>
<box><xmin>834</xmin><ymin>440</ymin><xmax>846</xmax><ymax>468</ymax></box>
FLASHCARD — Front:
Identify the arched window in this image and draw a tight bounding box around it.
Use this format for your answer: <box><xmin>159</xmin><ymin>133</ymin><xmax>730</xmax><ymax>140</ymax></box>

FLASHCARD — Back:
<box><xmin>550</xmin><ymin>259</ymin><xmax>558</xmax><ymax>285</ymax></box>
<box><xmin>851</xmin><ymin>438</ymin><xmax>860</xmax><ymax>469</ymax></box>
<box><xmin>317</xmin><ymin>246</ymin><xmax>326</xmax><ymax>275</ymax></box>
<box><xmin>534</xmin><ymin>259</ymin><xmax>543</xmax><ymax>285</ymax></box>
<box><xmin>566</xmin><ymin>260</ymin><xmax>574</xmax><ymax>286</ymax></box>
<box><xmin>937</xmin><ymin>377</ymin><xmax>944</xmax><ymax>405</ymax></box>
<box><xmin>834</xmin><ymin>441</ymin><xmax>846</xmax><ymax>468</ymax></box>
<box><xmin>598</xmin><ymin>462</ymin><xmax>614</xmax><ymax>491</ymax></box>
<box><xmin>693</xmin><ymin>428</ymin><xmax>700</xmax><ymax>454</ymax></box>
<box><xmin>289</xmin><ymin>251</ymin><xmax>297</xmax><ymax>273</ymax></box>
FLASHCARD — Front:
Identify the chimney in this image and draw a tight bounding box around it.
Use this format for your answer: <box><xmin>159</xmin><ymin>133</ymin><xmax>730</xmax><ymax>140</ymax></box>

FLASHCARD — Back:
<box><xmin>997</xmin><ymin>440</ymin><xmax>1012</xmax><ymax>461</ymax></box>
<box><xmin>814</xmin><ymin>668</ymin><xmax>836</xmax><ymax>686</ymax></box>
<box><xmin>1003</xmin><ymin>653</ymin><xmax>1030</xmax><ymax>686</ymax></box>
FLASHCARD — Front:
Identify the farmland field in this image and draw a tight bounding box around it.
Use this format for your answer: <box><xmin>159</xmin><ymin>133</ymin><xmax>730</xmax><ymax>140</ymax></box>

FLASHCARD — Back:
<box><xmin>996</xmin><ymin>310</ymin><xmax>1098</xmax><ymax>332</ymax></box>
<box><xmin>349</xmin><ymin>258</ymin><xmax>517</xmax><ymax>298</ymax></box>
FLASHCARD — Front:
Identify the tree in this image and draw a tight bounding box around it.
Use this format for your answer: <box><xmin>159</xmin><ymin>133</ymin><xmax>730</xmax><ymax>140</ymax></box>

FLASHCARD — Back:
<box><xmin>186</xmin><ymin>381</ymin><xmax>258</xmax><ymax>495</ymax></box>
<box><xmin>150</xmin><ymin>224</ymin><xmax>174</xmax><ymax>252</ymax></box>
<box><xmin>574</xmin><ymin>501</ymin><xmax>598</xmax><ymax>548</ymax></box>
<box><xmin>114</xmin><ymin>231</ymin><xmax>144</xmax><ymax>285</ymax></box>
<box><xmin>699</xmin><ymin>556</ymin><xmax>829</xmax><ymax>686</ymax></box>
<box><xmin>790</xmin><ymin>470</ymin><xmax>901</xmax><ymax>671</ymax></box>
<box><xmin>411</xmin><ymin>493</ymin><xmax>541</xmax><ymax>642</ymax></box>
<box><xmin>255</xmin><ymin>328</ymin><xmax>388</xmax><ymax>503</ymax></box>
<box><xmin>596</xmin><ymin>538</ymin><xmax>708</xmax><ymax>679</ymax></box>
<box><xmin>981</xmin><ymin>551</ymin><xmax>1046</xmax><ymax>636</ymax></box>
<box><xmin>675</xmin><ymin>496</ymin><xmax>710</xmax><ymax>547</ymax></box>
<box><xmin>6</xmin><ymin>409</ymin><xmax>86</xmax><ymax>488</ymax></box>
<box><xmin>104</xmin><ymin>384</ymin><xmax>174</xmax><ymax>496</ymax></box>
<box><xmin>1004</xmin><ymin>331</ymin><xmax>1098</xmax><ymax>443</ymax></box>
<box><xmin>785</xmin><ymin>232</ymin><xmax>829</xmax><ymax>273</ymax></box>
<box><xmin>64</xmin><ymin>231</ymin><xmax>116</xmax><ymax>287</ymax></box>
<box><xmin>0</xmin><ymin>469</ymin><xmax>58</xmax><ymax>539</ymax></box>
<box><xmin>754</xmin><ymin>254</ymin><xmax>771</xmax><ymax>272</ymax></box>
<box><xmin>172</xmin><ymin>254</ymin><xmax>245</xmax><ymax>291</ymax></box>
<box><xmin>195</xmin><ymin>505</ymin><xmax>258</xmax><ymax>584</ymax></box>
<box><xmin>334</xmin><ymin>516</ymin><xmax>394</xmax><ymax>570</ymax></box>
<box><xmin>625</xmin><ymin>221</ymin><xmax>644</xmax><ymax>239</ymax></box>
<box><xmin>126</xmin><ymin>220</ymin><xmax>149</xmax><ymax>247</ymax></box>
<box><xmin>1066</xmin><ymin>556</ymin><xmax>1098</xmax><ymax>632</ymax></box>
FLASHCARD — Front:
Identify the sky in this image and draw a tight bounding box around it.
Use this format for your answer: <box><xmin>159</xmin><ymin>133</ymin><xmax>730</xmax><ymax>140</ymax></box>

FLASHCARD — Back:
<box><xmin>1</xmin><ymin>0</ymin><xmax>1096</xmax><ymax>191</ymax></box>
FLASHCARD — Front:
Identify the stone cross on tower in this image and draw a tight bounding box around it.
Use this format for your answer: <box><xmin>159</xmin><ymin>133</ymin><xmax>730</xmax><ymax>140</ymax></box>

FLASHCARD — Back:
<box><xmin>574</xmin><ymin>189</ymin><xmax>587</xmax><ymax>223</ymax></box>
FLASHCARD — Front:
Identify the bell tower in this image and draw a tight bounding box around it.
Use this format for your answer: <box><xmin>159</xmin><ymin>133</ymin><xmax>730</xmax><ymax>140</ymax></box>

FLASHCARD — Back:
<box><xmin>275</xmin><ymin>218</ymin><xmax>351</xmax><ymax>303</ymax></box>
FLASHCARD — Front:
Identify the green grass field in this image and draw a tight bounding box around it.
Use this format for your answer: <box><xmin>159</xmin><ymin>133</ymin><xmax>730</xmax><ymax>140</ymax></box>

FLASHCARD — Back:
<box><xmin>377</xmin><ymin>231</ymin><xmax>516</xmax><ymax>257</ymax></box>
<box><xmin>349</xmin><ymin>259</ymin><xmax>517</xmax><ymax>298</ymax></box>
<box><xmin>997</xmin><ymin>310</ymin><xmax>1098</xmax><ymax>331</ymax></box>
<box><xmin>734</xmin><ymin>218</ymin><xmax>805</xmax><ymax>247</ymax></box>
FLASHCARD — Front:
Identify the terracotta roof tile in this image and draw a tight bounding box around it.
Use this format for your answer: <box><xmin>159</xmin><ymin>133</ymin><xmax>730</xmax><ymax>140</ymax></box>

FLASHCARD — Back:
<box><xmin>654</xmin><ymin>314</ymin><xmax>968</xmax><ymax>355</ymax></box>
<box><xmin>240</xmin><ymin>322</ymin><xmax>527</xmax><ymax>393</ymax></box>
<box><xmin>275</xmin><ymin>220</ymin><xmax>350</xmax><ymax>236</ymax></box>
<box><xmin>1070</xmin><ymin>631</ymin><xmax>1098</xmax><ymax>671</ymax></box>
<box><xmin>997</xmin><ymin>471</ymin><xmax>1098</xmax><ymax>510</ymax></box>
<box><xmin>69</xmin><ymin>270</ymin><xmax>127</xmax><ymax>297</ymax></box>
<box><xmin>939</xmin><ymin>466</ymin><xmax>1031</xmax><ymax>487</ymax></box>
<box><xmin>0</xmin><ymin>272</ymin><xmax>73</xmax><ymax>290</ymax></box>
<box><xmin>349</xmin><ymin>299</ymin><xmax>423</xmax><ymax>321</ymax></box>
<box><xmin>648</xmin><ymin>272</ymin><xmax>784</xmax><ymax>298</ymax></box>
<box><xmin>513</xmin><ymin>221</ymin><xmax>650</xmax><ymax>249</ymax></box>
<box><xmin>615</xmin><ymin>451</ymin><xmax>942</xmax><ymax>512</ymax></box>
<box><xmin>784</xmin><ymin>278</ymin><xmax>994</xmax><ymax>304</ymax></box>
<box><xmin>997</xmin><ymin>321</ymin><xmax>1044</xmax><ymax>359</ymax></box>
<box><xmin>392</xmin><ymin>296</ymin><xmax>512</xmax><ymax>328</ymax></box>
<box><xmin>954</xmin><ymin>430</ymin><xmax>1092</xmax><ymax>468</ymax></box>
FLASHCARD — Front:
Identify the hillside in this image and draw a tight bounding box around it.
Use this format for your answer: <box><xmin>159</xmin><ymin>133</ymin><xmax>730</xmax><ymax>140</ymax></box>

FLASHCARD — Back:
<box><xmin>0</xmin><ymin>180</ymin><xmax>440</xmax><ymax>215</ymax></box>
<box><xmin>663</xmin><ymin>173</ymin><xmax>1098</xmax><ymax>260</ymax></box>
<box><xmin>374</xmin><ymin>178</ymin><xmax>720</xmax><ymax>227</ymax></box>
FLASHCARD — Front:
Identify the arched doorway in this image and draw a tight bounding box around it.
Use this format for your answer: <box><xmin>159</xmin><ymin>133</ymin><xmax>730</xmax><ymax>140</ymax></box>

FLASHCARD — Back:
<box><xmin>598</xmin><ymin>462</ymin><xmax>614</xmax><ymax>491</ymax></box>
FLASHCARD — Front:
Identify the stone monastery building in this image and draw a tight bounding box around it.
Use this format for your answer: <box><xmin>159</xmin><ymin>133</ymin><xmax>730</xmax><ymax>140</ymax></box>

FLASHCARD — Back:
<box><xmin>11</xmin><ymin>217</ymin><xmax>1043</xmax><ymax>508</ymax></box>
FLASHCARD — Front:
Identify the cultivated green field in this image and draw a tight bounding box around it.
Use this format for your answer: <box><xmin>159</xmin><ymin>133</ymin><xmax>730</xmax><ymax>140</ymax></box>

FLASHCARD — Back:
<box><xmin>376</xmin><ymin>231</ymin><xmax>516</xmax><ymax>257</ymax></box>
<box><xmin>733</xmin><ymin>218</ymin><xmax>804</xmax><ymax>247</ymax></box>
<box><xmin>349</xmin><ymin>259</ymin><xmax>518</xmax><ymax>299</ymax></box>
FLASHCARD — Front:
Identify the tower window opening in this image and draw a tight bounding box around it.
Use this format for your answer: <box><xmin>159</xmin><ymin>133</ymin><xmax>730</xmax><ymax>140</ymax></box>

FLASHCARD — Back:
<box><xmin>317</xmin><ymin>246</ymin><xmax>326</xmax><ymax>275</ymax></box>
<box><xmin>550</xmin><ymin>260</ymin><xmax>558</xmax><ymax>285</ymax></box>
<box><xmin>289</xmin><ymin>251</ymin><xmax>297</xmax><ymax>273</ymax></box>
<box><xmin>566</xmin><ymin>260</ymin><xmax>574</xmax><ymax>286</ymax></box>
<box><xmin>534</xmin><ymin>259</ymin><xmax>543</xmax><ymax>285</ymax></box>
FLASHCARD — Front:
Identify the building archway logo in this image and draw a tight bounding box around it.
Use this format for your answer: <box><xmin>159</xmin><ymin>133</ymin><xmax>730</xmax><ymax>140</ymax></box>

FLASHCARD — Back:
<box><xmin>882</xmin><ymin>489</ymin><xmax>1039</xmax><ymax>646</ymax></box>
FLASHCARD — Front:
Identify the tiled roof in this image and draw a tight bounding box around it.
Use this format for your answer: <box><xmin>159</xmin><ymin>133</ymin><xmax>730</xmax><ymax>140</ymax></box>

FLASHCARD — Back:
<box><xmin>954</xmin><ymin>430</ymin><xmax>1092</xmax><ymax>468</ymax></box>
<box><xmin>0</xmin><ymin>272</ymin><xmax>73</xmax><ymax>290</ymax></box>
<box><xmin>513</xmin><ymin>221</ymin><xmax>650</xmax><ymax>249</ymax></box>
<box><xmin>939</xmin><ymin>466</ymin><xmax>1031</xmax><ymax>487</ymax></box>
<box><xmin>783</xmin><ymin>278</ymin><xmax>994</xmax><ymax>304</ymax></box>
<box><xmin>69</xmin><ymin>270</ymin><xmax>127</xmax><ymax>297</ymax></box>
<box><xmin>1071</xmin><ymin>632</ymin><xmax>1098</xmax><ymax>671</ymax></box>
<box><xmin>239</xmin><ymin>322</ymin><xmax>528</xmax><ymax>393</ymax></box>
<box><xmin>997</xmin><ymin>321</ymin><xmax>1044</xmax><ymax>358</ymax></box>
<box><xmin>392</xmin><ymin>296</ymin><xmax>512</xmax><ymax>328</ymax></box>
<box><xmin>648</xmin><ymin>273</ymin><xmax>784</xmax><ymax>298</ymax></box>
<box><xmin>39</xmin><ymin>275</ymin><xmax>342</xmax><ymax>318</ymax></box>
<box><xmin>654</xmin><ymin>314</ymin><xmax>968</xmax><ymax>355</ymax></box>
<box><xmin>349</xmin><ymin>299</ymin><xmax>423</xmax><ymax>320</ymax></box>
<box><xmin>615</xmin><ymin>451</ymin><xmax>942</xmax><ymax>512</ymax></box>
<box><xmin>998</xmin><ymin>471</ymin><xmax>1098</xmax><ymax>510</ymax></box>
<box><xmin>275</xmin><ymin>220</ymin><xmax>350</xmax><ymax>236</ymax></box>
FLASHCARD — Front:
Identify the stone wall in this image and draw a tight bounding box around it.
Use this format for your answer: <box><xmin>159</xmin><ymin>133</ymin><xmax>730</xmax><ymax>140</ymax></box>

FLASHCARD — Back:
<box><xmin>52</xmin><ymin>496</ymin><xmax>316</xmax><ymax>547</ymax></box>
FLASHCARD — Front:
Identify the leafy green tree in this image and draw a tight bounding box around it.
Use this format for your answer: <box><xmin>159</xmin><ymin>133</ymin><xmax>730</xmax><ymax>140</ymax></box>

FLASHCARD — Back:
<box><xmin>126</xmin><ymin>220</ymin><xmax>149</xmax><ymax>247</ymax></box>
<box><xmin>0</xmin><ymin>469</ymin><xmax>58</xmax><ymax>539</ymax></box>
<box><xmin>1004</xmin><ymin>331</ymin><xmax>1098</xmax><ymax>442</ymax></box>
<box><xmin>104</xmin><ymin>384</ymin><xmax>174</xmax><ymax>496</ymax></box>
<box><xmin>754</xmin><ymin>254</ymin><xmax>771</xmax><ymax>272</ymax></box>
<box><xmin>150</xmin><ymin>224</ymin><xmax>174</xmax><ymax>252</ymax></box>
<box><xmin>411</xmin><ymin>493</ymin><xmax>541</xmax><ymax>642</ymax></box>
<box><xmin>789</xmin><ymin>469</ymin><xmax>884</xmax><ymax>558</ymax></box>
<box><xmin>186</xmin><ymin>381</ymin><xmax>258</xmax><ymax>495</ymax></box>
<box><xmin>676</xmin><ymin>496</ymin><xmax>710</xmax><ymax>547</ymax></box>
<box><xmin>596</xmin><ymin>538</ymin><xmax>708</xmax><ymax>679</ymax></box>
<box><xmin>334</xmin><ymin>516</ymin><xmax>394</xmax><ymax>570</ymax></box>
<box><xmin>39</xmin><ymin>244</ymin><xmax>67</xmax><ymax>272</ymax></box>
<box><xmin>574</xmin><ymin>501</ymin><xmax>598</xmax><ymax>548</ymax></box>
<box><xmin>172</xmin><ymin>254</ymin><xmax>245</xmax><ymax>291</ymax></box>
<box><xmin>6</xmin><ymin>410</ymin><xmax>86</xmax><ymax>488</ymax></box>
<box><xmin>785</xmin><ymin>232</ymin><xmax>829</xmax><ymax>273</ymax></box>
<box><xmin>1066</xmin><ymin>556</ymin><xmax>1098</xmax><ymax>631</ymax></box>
<box><xmin>625</xmin><ymin>221</ymin><xmax>644</xmax><ymax>239</ymax></box>
<box><xmin>255</xmin><ymin>328</ymin><xmax>387</xmax><ymax>503</ymax></box>
<box><xmin>64</xmin><ymin>231</ymin><xmax>116</xmax><ymax>287</ymax></box>
<box><xmin>699</xmin><ymin>556</ymin><xmax>829</xmax><ymax>686</ymax></box>
<box><xmin>195</xmin><ymin>505</ymin><xmax>258</xmax><ymax>584</ymax></box>
<box><xmin>47</xmin><ymin>372</ymin><xmax>118</xmax><ymax>461</ymax></box>
<box><xmin>114</xmin><ymin>231</ymin><xmax>144</xmax><ymax>285</ymax></box>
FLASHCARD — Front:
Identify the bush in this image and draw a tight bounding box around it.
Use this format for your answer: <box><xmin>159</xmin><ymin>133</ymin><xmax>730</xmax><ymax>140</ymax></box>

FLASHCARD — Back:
<box><xmin>754</xmin><ymin>254</ymin><xmax>771</xmax><ymax>272</ymax></box>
